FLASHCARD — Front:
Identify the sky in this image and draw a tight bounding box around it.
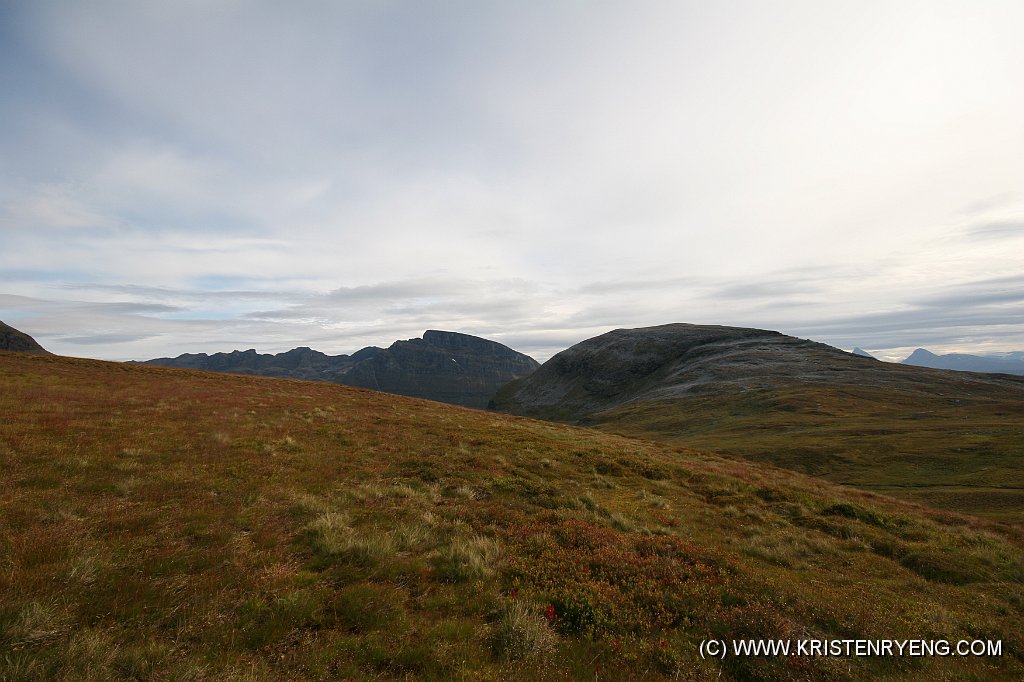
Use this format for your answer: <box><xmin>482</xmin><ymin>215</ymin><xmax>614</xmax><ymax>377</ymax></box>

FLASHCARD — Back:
<box><xmin>1</xmin><ymin>0</ymin><xmax>1022</xmax><ymax>363</ymax></box>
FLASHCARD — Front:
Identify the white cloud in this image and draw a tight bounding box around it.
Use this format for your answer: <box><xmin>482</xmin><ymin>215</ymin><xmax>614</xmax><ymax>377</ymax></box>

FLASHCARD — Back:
<box><xmin>1</xmin><ymin>1</ymin><xmax>1023</xmax><ymax>362</ymax></box>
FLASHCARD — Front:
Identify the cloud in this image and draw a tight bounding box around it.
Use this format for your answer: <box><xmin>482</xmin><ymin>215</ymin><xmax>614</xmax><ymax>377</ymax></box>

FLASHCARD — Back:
<box><xmin>576</xmin><ymin>277</ymin><xmax>700</xmax><ymax>296</ymax></box>
<box><xmin>321</xmin><ymin>279</ymin><xmax>477</xmax><ymax>305</ymax></box>
<box><xmin>1</xmin><ymin>2</ymin><xmax>1023</xmax><ymax>363</ymax></box>
<box><xmin>963</xmin><ymin>220</ymin><xmax>1024</xmax><ymax>241</ymax></box>
<box><xmin>956</xmin><ymin>192</ymin><xmax>1019</xmax><ymax>216</ymax></box>
<box><xmin>4</xmin><ymin>261</ymin><xmax>1024</xmax><ymax>365</ymax></box>
<box><xmin>914</xmin><ymin>275</ymin><xmax>1024</xmax><ymax>308</ymax></box>
<box><xmin>60</xmin><ymin>332</ymin><xmax>158</xmax><ymax>345</ymax></box>
<box><xmin>2</xmin><ymin>184</ymin><xmax>106</xmax><ymax>230</ymax></box>
<box><xmin>782</xmin><ymin>274</ymin><xmax>1024</xmax><ymax>353</ymax></box>
<box><xmin>63</xmin><ymin>283</ymin><xmax>287</xmax><ymax>301</ymax></box>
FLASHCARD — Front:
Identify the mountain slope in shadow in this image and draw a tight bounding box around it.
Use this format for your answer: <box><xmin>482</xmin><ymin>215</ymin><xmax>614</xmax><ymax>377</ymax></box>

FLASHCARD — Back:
<box><xmin>143</xmin><ymin>330</ymin><xmax>539</xmax><ymax>408</ymax></box>
<box><xmin>0</xmin><ymin>320</ymin><xmax>50</xmax><ymax>354</ymax></box>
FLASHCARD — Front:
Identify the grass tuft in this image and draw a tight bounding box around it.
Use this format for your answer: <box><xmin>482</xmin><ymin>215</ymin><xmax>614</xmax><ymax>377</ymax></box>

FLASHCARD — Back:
<box><xmin>327</xmin><ymin>583</ymin><xmax>407</xmax><ymax>632</ymax></box>
<box><xmin>492</xmin><ymin>599</ymin><xmax>557</xmax><ymax>660</ymax></box>
<box><xmin>432</xmin><ymin>535</ymin><xmax>501</xmax><ymax>583</ymax></box>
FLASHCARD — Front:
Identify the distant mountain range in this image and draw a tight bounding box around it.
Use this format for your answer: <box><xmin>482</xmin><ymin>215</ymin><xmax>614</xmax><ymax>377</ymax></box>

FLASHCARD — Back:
<box><xmin>0</xmin><ymin>320</ymin><xmax>49</xmax><ymax>354</ymax></box>
<box><xmin>140</xmin><ymin>330</ymin><xmax>539</xmax><ymax>408</ymax></box>
<box><xmin>901</xmin><ymin>348</ymin><xmax>1024</xmax><ymax>376</ymax></box>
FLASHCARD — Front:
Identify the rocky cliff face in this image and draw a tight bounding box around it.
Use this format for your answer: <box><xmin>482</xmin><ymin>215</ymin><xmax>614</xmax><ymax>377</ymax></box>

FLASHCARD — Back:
<box><xmin>0</xmin><ymin>321</ymin><xmax>49</xmax><ymax>354</ymax></box>
<box><xmin>142</xmin><ymin>331</ymin><xmax>538</xmax><ymax>408</ymax></box>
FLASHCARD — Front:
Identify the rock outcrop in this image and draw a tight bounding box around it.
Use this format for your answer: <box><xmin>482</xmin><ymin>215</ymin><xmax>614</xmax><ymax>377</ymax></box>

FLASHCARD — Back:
<box><xmin>0</xmin><ymin>321</ymin><xmax>49</xmax><ymax>354</ymax></box>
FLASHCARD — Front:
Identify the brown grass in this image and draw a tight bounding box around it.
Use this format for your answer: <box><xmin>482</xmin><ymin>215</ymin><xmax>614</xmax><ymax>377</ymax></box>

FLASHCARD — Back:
<box><xmin>0</xmin><ymin>351</ymin><xmax>1022</xmax><ymax>680</ymax></box>
<box><xmin>598</xmin><ymin>383</ymin><xmax>1024</xmax><ymax>522</ymax></box>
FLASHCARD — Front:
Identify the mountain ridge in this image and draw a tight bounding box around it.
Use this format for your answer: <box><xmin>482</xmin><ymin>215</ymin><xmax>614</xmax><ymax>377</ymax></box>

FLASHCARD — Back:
<box><xmin>902</xmin><ymin>347</ymin><xmax>1024</xmax><ymax>375</ymax></box>
<box><xmin>142</xmin><ymin>330</ymin><xmax>538</xmax><ymax>408</ymax></box>
<box><xmin>491</xmin><ymin>323</ymin><xmax>941</xmax><ymax>419</ymax></box>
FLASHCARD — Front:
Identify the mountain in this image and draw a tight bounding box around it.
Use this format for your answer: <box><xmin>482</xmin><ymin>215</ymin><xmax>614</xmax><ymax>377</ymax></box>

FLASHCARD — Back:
<box><xmin>338</xmin><ymin>330</ymin><xmax>540</xmax><ymax>408</ymax></box>
<box><xmin>141</xmin><ymin>346</ymin><xmax>375</xmax><ymax>382</ymax></box>
<box><xmin>491</xmin><ymin>323</ymin><xmax>924</xmax><ymax>420</ymax></box>
<box><xmin>903</xmin><ymin>347</ymin><xmax>1024</xmax><ymax>375</ymax></box>
<box><xmin>0</xmin><ymin>320</ymin><xmax>49</xmax><ymax>354</ymax></box>
<box><xmin>852</xmin><ymin>347</ymin><xmax>875</xmax><ymax>358</ymax></box>
<box><xmin>492</xmin><ymin>323</ymin><xmax>1024</xmax><ymax>522</ymax></box>
<box><xmin>142</xmin><ymin>330</ymin><xmax>539</xmax><ymax>408</ymax></box>
<box><xmin>3</xmin><ymin>350</ymin><xmax>1022</xmax><ymax>680</ymax></box>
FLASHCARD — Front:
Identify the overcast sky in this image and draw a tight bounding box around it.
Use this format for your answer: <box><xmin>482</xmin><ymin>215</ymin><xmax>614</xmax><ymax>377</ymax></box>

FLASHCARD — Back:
<box><xmin>1</xmin><ymin>1</ymin><xmax>1022</xmax><ymax>363</ymax></box>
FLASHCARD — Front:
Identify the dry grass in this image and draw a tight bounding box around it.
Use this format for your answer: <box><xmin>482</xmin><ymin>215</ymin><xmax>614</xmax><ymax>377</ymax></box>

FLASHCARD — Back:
<box><xmin>432</xmin><ymin>535</ymin><xmax>502</xmax><ymax>583</ymax></box>
<box><xmin>492</xmin><ymin>599</ymin><xmax>557</xmax><ymax>661</ymax></box>
<box><xmin>0</xmin><ymin>351</ymin><xmax>1022</xmax><ymax>680</ymax></box>
<box><xmin>599</xmin><ymin>383</ymin><xmax>1024</xmax><ymax>523</ymax></box>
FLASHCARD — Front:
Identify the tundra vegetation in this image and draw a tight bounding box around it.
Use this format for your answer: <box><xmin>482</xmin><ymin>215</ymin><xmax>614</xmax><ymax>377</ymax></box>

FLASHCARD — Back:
<box><xmin>1</xmin><ymin>352</ymin><xmax>1022</xmax><ymax>680</ymax></box>
<box><xmin>492</xmin><ymin>324</ymin><xmax>1024</xmax><ymax>524</ymax></box>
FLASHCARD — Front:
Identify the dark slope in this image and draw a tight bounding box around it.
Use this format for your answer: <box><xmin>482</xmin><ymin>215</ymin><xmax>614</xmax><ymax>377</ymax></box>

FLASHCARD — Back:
<box><xmin>143</xmin><ymin>330</ymin><xmax>538</xmax><ymax>408</ymax></box>
<box><xmin>489</xmin><ymin>323</ymin><xmax>999</xmax><ymax>420</ymax></box>
<box><xmin>492</xmin><ymin>323</ymin><xmax>1024</xmax><ymax>521</ymax></box>
<box><xmin>141</xmin><ymin>346</ymin><xmax>373</xmax><ymax>382</ymax></box>
<box><xmin>340</xmin><ymin>330</ymin><xmax>540</xmax><ymax>408</ymax></box>
<box><xmin>903</xmin><ymin>348</ymin><xmax>1024</xmax><ymax>376</ymax></box>
<box><xmin>0</xmin><ymin>320</ymin><xmax>50</xmax><ymax>354</ymax></box>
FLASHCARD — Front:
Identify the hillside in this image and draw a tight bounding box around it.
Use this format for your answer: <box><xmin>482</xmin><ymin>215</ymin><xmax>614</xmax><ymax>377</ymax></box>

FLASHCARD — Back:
<box><xmin>0</xmin><ymin>320</ymin><xmax>49</xmax><ymax>354</ymax></box>
<box><xmin>2</xmin><ymin>351</ymin><xmax>1022</xmax><ymax>680</ymax></box>
<box><xmin>143</xmin><ymin>330</ymin><xmax>539</xmax><ymax>408</ymax></box>
<box><xmin>492</xmin><ymin>324</ymin><xmax>1024</xmax><ymax>522</ymax></box>
<box><xmin>902</xmin><ymin>348</ymin><xmax>1024</xmax><ymax>376</ymax></box>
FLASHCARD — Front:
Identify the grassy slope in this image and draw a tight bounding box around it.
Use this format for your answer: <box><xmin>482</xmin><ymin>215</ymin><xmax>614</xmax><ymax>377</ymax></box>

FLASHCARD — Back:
<box><xmin>2</xmin><ymin>352</ymin><xmax>1023</xmax><ymax>681</ymax></box>
<box><xmin>595</xmin><ymin>379</ymin><xmax>1024</xmax><ymax>524</ymax></box>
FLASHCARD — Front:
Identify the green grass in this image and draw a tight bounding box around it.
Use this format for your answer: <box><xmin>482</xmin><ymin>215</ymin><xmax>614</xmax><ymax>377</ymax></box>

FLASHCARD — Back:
<box><xmin>597</xmin><ymin>383</ymin><xmax>1024</xmax><ymax>522</ymax></box>
<box><xmin>1</xmin><ymin>351</ymin><xmax>1023</xmax><ymax>679</ymax></box>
